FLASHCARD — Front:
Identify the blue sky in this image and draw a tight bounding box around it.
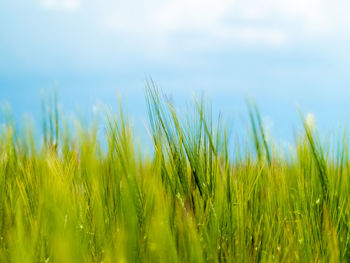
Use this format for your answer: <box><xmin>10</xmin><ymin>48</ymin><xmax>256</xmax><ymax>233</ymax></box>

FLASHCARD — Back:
<box><xmin>1</xmin><ymin>0</ymin><xmax>350</xmax><ymax>143</ymax></box>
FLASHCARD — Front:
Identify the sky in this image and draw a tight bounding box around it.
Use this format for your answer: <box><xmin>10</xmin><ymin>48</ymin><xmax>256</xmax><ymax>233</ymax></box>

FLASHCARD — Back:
<box><xmin>1</xmin><ymin>0</ymin><xmax>350</xmax><ymax>143</ymax></box>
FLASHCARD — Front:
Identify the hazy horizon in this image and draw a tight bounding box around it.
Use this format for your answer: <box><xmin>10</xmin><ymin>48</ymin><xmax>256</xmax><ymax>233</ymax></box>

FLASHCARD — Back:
<box><xmin>2</xmin><ymin>0</ymin><xmax>350</xmax><ymax>143</ymax></box>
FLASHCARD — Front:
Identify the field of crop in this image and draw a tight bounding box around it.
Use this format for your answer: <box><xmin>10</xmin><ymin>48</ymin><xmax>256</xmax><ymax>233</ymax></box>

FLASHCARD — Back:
<box><xmin>0</xmin><ymin>86</ymin><xmax>349</xmax><ymax>262</ymax></box>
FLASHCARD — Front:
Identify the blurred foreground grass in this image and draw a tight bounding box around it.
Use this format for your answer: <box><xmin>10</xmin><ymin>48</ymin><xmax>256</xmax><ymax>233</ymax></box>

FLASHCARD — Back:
<box><xmin>0</xmin><ymin>85</ymin><xmax>349</xmax><ymax>262</ymax></box>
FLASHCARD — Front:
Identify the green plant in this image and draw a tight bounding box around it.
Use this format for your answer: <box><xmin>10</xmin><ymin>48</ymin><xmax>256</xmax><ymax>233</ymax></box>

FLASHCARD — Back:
<box><xmin>0</xmin><ymin>85</ymin><xmax>349</xmax><ymax>262</ymax></box>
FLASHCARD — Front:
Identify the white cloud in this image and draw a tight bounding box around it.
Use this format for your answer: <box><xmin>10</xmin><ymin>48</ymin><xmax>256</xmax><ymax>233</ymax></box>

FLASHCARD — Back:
<box><xmin>243</xmin><ymin>0</ymin><xmax>329</xmax><ymax>31</ymax></box>
<box><xmin>152</xmin><ymin>0</ymin><xmax>329</xmax><ymax>34</ymax></box>
<box><xmin>41</xmin><ymin>0</ymin><xmax>80</xmax><ymax>10</ymax></box>
<box><xmin>148</xmin><ymin>0</ymin><xmax>290</xmax><ymax>46</ymax></box>
<box><xmin>40</xmin><ymin>0</ymin><xmax>350</xmax><ymax>51</ymax></box>
<box><xmin>96</xmin><ymin>0</ymin><xmax>336</xmax><ymax>50</ymax></box>
<box><xmin>221</xmin><ymin>27</ymin><xmax>288</xmax><ymax>46</ymax></box>
<box><xmin>152</xmin><ymin>0</ymin><xmax>231</xmax><ymax>33</ymax></box>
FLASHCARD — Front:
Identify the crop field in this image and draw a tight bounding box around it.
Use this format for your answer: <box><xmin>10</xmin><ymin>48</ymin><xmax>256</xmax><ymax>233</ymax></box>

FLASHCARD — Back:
<box><xmin>0</xmin><ymin>86</ymin><xmax>349</xmax><ymax>262</ymax></box>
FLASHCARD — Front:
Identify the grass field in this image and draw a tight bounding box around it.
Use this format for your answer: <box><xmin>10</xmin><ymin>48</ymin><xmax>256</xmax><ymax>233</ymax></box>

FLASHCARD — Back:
<box><xmin>0</xmin><ymin>85</ymin><xmax>349</xmax><ymax>262</ymax></box>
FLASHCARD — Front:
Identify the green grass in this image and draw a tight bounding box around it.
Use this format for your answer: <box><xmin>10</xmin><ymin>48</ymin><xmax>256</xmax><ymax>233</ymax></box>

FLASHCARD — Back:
<box><xmin>0</xmin><ymin>85</ymin><xmax>349</xmax><ymax>262</ymax></box>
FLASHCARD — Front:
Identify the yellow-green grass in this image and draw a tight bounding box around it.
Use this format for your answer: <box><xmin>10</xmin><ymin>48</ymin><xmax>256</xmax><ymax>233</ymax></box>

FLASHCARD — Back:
<box><xmin>0</xmin><ymin>85</ymin><xmax>349</xmax><ymax>262</ymax></box>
